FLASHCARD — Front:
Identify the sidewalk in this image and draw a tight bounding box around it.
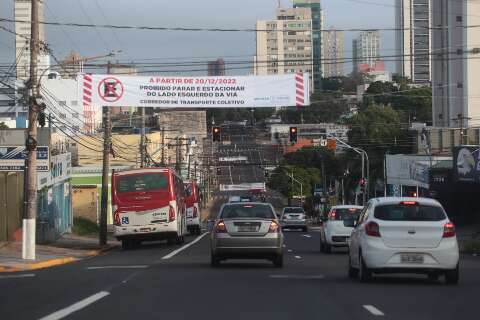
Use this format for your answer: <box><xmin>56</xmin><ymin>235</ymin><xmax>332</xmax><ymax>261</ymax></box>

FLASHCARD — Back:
<box><xmin>0</xmin><ymin>234</ymin><xmax>120</xmax><ymax>273</ymax></box>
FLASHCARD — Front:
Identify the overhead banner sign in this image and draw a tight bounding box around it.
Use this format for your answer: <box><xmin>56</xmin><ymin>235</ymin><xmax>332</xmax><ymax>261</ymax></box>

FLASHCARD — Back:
<box><xmin>386</xmin><ymin>154</ymin><xmax>450</xmax><ymax>189</ymax></box>
<box><xmin>0</xmin><ymin>146</ymin><xmax>49</xmax><ymax>172</ymax></box>
<box><xmin>80</xmin><ymin>73</ymin><xmax>310</xmax><ymax>108</ymax></box>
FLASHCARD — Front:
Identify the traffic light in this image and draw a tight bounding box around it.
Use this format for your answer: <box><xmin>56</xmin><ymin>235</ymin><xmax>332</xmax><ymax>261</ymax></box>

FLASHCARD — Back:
<box><xmin>359</xmin><ymin>178</ymin><xmax>367</xmax><ymax>193</ymax></box>
<box><xmin>212</xmin><ymin>126</ymin><xmax>221</xmax><ymax>142</ymax></box>
<box><xmin>289</xmin><ymin>127</ymin><xmax>298</xmax><ymax>143</ymax></box>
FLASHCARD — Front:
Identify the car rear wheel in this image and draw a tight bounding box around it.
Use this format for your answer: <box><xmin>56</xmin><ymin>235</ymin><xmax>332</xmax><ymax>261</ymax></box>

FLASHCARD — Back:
<box><xmin>325</xmin><ymin>243</ymin><xmax>332</xmax><ymax>254</ymax></box>
<box><xmin>211</xmin><ymin>254</ymin><xmax>220</xmax><ymax>268</ymax></box>
<box><xmin>445</xmin><ymin>264</ymin><xmax>459</xmax><ymax>285</ymax></box>
<box><xmin>359</xmin><ymin>252</ymin><xmax>372</xmax><ymax>283</ymax></box>
<box><xmin>348</xmin><ymin>255</ymin><xmax>359</xmax><ymax>279</ymax></box>
<box><xmin>273</xmin><ymin>254</ymin><xmax>283</xmax><ymax>268</ymax></box>
<box><xmin>176</xmin><ymin>235</ymin><xmax>185</xmax><ymax>244</ymax></box>
<box><xmin>428</xmin><ymin>272</ymin><xmax>439</xmax><ymax>282</ymax></box>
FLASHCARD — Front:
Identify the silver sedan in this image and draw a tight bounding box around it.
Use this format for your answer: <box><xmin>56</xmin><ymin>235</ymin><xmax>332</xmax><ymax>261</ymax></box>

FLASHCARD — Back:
<box><xmin>210</xmin><ymin>202</ymin><xmax>284</xmax><ymax>268</ymax></box>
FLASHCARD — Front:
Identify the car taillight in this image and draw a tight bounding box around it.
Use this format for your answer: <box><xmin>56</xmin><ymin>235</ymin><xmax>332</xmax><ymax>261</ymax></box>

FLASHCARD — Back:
<box><xmin>443</xmin><ymin>222</ymin><xmax>456</xmax><ymax>238</ymax></box>
<box><xmin>365</xmin><ymin>221</ymin><xmax>381</xmax><ymax>237</ymax></box>
<box><xmin>329</xmin><ymin>210</ymin><xmax>336</xmax><ymax>220</ymax></box>
<box><xmin>193</xmin><ymin>206</ymin><xmax>198</xmax><ymax>218</ymax></box>
<box><xmin>113</xmin><ymin>212</ymin><xmax>121</xmax><ymax>226</ymax></box>
<box><xmin>215</xmin><ymin>220</ymin><xmax>227</xmax><ymax>233</ymax></box>
<box><xmin>268</xmin><ymin>220</ymin><xmax>280</xmax><ymax>233</ymax></box>
<box><xmin>169</xmin><ymin>206</ymin><xmax>176</xmax><ymax>222</ymax></box>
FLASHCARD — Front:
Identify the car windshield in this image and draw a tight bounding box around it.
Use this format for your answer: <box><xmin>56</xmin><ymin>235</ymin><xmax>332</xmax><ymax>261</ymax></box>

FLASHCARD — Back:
<box><xmin>221</xmin><ymin>204</ymin><xmax>275</xmax><ymax>219</ymax></box>
<box><xmin>332</xmin><ymin>208</ymin><xmax>362</xmax><ymax>220</ymax></box>
<box><xmin>117</xmin><ymin>173</ymin><xmax>169</xmax><ymax>193</ymax></box>
<box><xmin>374</xmin><ymin>204</ymin><xmax>447</xmax><ymax>221</ymax></box>
<box><xmin>284</xmin><ymin>207</ymin><xmax>304</xmax><ymax>214</ymax></box>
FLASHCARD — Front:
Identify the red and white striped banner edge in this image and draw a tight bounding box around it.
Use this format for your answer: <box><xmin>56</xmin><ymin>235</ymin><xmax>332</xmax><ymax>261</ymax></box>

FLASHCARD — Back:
<box><xmin>295</xmin><ymin>73</ymin><xmax>306</xmax><ymax>107</ymax></box>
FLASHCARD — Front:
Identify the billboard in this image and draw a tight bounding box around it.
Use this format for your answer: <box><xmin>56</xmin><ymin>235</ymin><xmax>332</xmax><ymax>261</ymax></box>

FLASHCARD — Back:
<box><xmin>0</xmin><ymin>146</ymin><xmax>49</xmax><ymax>171</ymax></box>
<box><xmin>453</xmin><ymin>146</ymin><xmax>480</xmax><ymax>183</ymax></box>
<box><xmin>80</xmin><ymin>73</ymin><xmax>310</xmax><ymax>108</ymax></box>
<box><xmin>386</xmin><ymin>154</ymin><xmax>450</xmax><ymax>189</ymax></box>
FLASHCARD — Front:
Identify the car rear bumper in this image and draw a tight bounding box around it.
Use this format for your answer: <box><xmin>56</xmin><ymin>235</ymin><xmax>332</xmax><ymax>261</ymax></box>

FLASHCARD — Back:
<box><xmin>362</xmin><ymin>238</ymin><xmax>459</xmax><ymax>270</ymax></box>
<box><xmin>281</xmin><ymin>220</ymin><xmax>306</xmax><ymax>228</ymax></box>
<box><xmin>326</xmin><ymin>234</ymin><xmax>350</xmax><ymax>246</ymax></box>
<box><xmin>211</xmin><ymin>233</ymin><xmax>283</xmax><ymax>256</ymax></box>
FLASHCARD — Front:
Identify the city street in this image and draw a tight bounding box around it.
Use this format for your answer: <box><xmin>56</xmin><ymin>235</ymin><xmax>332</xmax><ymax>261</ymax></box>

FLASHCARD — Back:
<box><xmin>1</xmin><ymin>230</ymin><xmax>479</xmax><ymax>320</ymax></box>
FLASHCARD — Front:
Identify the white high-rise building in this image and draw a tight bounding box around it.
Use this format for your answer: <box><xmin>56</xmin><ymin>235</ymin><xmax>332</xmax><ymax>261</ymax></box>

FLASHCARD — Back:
<box><xmin>254</xmin><ymin>7</ymin><xmax>314</xmax><ymax>91</ymax></box>
<box><xmin>14</xmin><ymin>0</ymin><xmax>48</xmax><ymax>82</ymax></box>
<box><xmin>395</xmin><ymin>0</ymin><xmax>431</xmax><ymax>84</ymax></box>
<box><xmin>432</xmin><ymin>0</ymin><xmax>480</xmax><ymax>127</ymax></box>
<box><xmin>323</xmin><ymin>28</ymin><xmax>344</xmax><ymax>78</ymax></box>
<box><xmin>353</xmin><ymin>31</ymin><xmax>380</xmax><ymax>73</ymax></box>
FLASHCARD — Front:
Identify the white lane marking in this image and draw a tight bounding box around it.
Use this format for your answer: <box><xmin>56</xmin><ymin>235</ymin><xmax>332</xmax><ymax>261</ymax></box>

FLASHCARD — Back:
<box><xmin>294</xmin><ymin>255</ymin><xmax>302</xmax><ymax>259</ymax></box>
<box><xmin>269</xmin><ymin>274</ymin><xmax>324</xmax><ymax>279</ymax></box>
<box><xmin>0</xmin><ymin>273</ymin><xmax>35</xmax><ymax>279</ymax></box>
<box><xmin>302</xmin><ymin>234</ymin><xmax>311</xmax><ymax>238</ymax></box>
<box><xmin>363</xmin><ymin>305</ymin><xmax>385</xmax><ymax>316</ymax></box>
<box><xmin>86</xmin><ymin>265</ymin><xmax>148</xmax><ymax>270</ymax></box>
<box><xmin>38</xmin><ymin>291</ymin><xmax>110</xmax><ymax>320</ymax></box>
<box><xmin>161</xmin><ymin>232</ymin><xmax>209</xmax><ymax>260</ymax></box>
<box><xmin>288</xmin><ymin>249</ymin><xmax>293</xmax><ymax>252</ymax></box>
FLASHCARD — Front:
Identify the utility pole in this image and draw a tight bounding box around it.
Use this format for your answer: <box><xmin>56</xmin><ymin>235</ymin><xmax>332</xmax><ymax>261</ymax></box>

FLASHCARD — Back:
<box><xmin>161</xmin><ymin>127</ymin><xmax>165</xmax><ymax>165</ymax></box>
<box><xmin>23</xmin><ymin>0</ymin><xmax>40</xmax><ymax>260</ymax></box>
<box><xmin>361</xmin><ymin>153</ymin><xmax>365</xmax><ymax>205</ymax></box>
<box><xmin>452</xmin><ymin>113</ymin><xmax>472</xmax><ymax>145</ymax></box>
<box><xmin>140</xmin><ymin>107</ymin><xmax>146</xmax><ymax>167</ymax></box>
<box><xmin>99</xmin><ymin>61</ymin><xmax>112</xmax><ymax>246</ymax></box>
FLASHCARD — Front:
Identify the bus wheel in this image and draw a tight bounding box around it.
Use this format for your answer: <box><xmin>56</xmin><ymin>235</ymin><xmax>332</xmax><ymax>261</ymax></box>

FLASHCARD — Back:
<box><xmin>122</xmin><ymin>239</ymin><xmax>132</xmax><ymax>250</ymax></box>
<box><xmin>176</xmin><ymin>235</ymin><xmax>185</xmax><ymax>244</ymax></box>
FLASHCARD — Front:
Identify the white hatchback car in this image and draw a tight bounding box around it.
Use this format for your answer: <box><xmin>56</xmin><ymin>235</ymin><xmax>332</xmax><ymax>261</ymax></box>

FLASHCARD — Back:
<box><xmin>348</xmin><ymin>197</ymin><xmax>459</xmax><ymax>284</ymax></box>
<box><xmin>320</xmin><ymin>205</ymin><xmax>363</xmax><ymax>253</ymax></box>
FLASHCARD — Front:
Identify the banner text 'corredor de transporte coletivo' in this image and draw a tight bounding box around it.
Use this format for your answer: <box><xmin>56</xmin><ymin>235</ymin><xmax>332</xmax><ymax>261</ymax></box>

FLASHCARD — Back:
<box><xmin>80</xmin><ymin>73</ymin><xmax>310</xmax><ymax>109</ymax></box>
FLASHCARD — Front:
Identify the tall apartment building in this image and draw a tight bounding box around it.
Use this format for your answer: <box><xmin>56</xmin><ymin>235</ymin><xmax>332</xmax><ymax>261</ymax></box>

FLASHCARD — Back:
<box><xmin>432</xmin><ymin>0</ymin><xmax>480</xmax><ymax>127</ymax></box>
<box><xmin>352</xmin><ymin>31</ymin><xmax>380</xmax><ymax>73</ymax></box>
<box><xmin>207</xmin><ymin>59</ymin><xmax>226</xmax><ymax>76</ymax></box>
<box><xmin>293</xmin><ymin>0</ymin><xmax>323</xmax><ymax>90</ymax></box>
<box><xmin>395</xmin><ymin>0</ymin><xmax>431</xmax><ymax>84</ymax></box>
<box><xmin>254</xmin><ymin>7</ymin><xmax>314</xmax><ymax>91</ymax></box>
<box><xmin>14</xmin><ymin>0</ymin><xmax>48</xmax><ymax>81</ymax></box>
<box><xmin>323</xmin><ymin>28</ymin><xmax>344</xmax><ymax>78</ymax></box>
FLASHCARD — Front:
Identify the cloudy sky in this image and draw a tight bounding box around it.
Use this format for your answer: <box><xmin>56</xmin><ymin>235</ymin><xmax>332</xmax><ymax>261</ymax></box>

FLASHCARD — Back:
<box><xmin>0</xmin><ymin>0</ymin><xmax>396</xmax><ymax>74</ymax></box>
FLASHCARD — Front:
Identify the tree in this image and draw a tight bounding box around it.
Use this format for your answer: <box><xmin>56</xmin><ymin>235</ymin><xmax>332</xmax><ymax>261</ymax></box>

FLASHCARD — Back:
<box><xmin>392</xmin><ymin>87</ymin><xmax>432</xmax><ymax>124</ymax></box>
<box><xmin>0</xmin><ymin>122</ymin><xmax>8</xmax><ymax>129</ymax></box>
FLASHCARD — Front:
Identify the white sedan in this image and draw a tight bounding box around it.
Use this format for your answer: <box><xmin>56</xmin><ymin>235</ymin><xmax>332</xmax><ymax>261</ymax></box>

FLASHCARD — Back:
<box><xmin>348</xmin><ymin>197</ymin><xmax>459</xmax><ymax>284</ymax></box>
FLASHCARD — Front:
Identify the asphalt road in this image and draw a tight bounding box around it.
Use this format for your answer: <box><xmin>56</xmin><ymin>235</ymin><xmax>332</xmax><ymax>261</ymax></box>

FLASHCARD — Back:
<box><xmin>1</xmin><ymin>231</ymin><xmax>480</xmax><ymax>320</ymax></box>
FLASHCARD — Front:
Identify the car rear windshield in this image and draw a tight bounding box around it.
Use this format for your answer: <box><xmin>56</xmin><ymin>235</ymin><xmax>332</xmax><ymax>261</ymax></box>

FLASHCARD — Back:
<box><xmin>374</xmin><ymin>204</ymin><xmax>447</xmax><ymax>221</ymax></box>
<box><xmin>221</xmin><ymin>204</ymin><xmax>275</xmax><ymax>219</ymax></box>
<box><xmin>332</xmin><ymin>208</ymin><xmax>362</xmax><ymax>220</ymax></box>
<box><xmin>117</xmin><ymin>173</ymin><xmax>169</xmax><ymax>193</ymax></box>
<box><xmin>284</xmin><ymin>207</ymin><xmax>304</xmax><ymax>214</ymax></box>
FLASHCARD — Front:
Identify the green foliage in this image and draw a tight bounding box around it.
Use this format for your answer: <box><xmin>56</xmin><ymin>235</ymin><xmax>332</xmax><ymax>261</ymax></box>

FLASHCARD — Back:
<box><xmin>0</xmin><ymin>122</ymin><xmax>9</xmax><ymax>129</ymax></box>
<box><xmin>72</xmin><ymin>217</ymin><xmax>99</xmax><ymax>236</ymax></box>
<box><xmin>279</xmin><ymin>92</ymin><xmax>349</xmax><ymax>124</ymax></box>
<box><xmin>267</xmin><ymin>164</ymin><xmax>321</xmax><ymax>198</ymax></box>
<box><xmin>362</xmin><ymin>81</ymin><xmax>432</xmax><ymax>124</ymax></box>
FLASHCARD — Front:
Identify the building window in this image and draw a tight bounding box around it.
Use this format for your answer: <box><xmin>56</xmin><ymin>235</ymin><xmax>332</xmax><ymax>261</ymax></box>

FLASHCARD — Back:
<box><xmin>456</xmin><ymin>16</ymin><xmax>463</xmax><ymax>22</ymax></box>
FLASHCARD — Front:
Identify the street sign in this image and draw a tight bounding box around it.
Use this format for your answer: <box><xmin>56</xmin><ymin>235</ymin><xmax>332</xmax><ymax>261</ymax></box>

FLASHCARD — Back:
<box><xmin>0</xmin><ymin>146</ymin><xmax>49</xmax><ymax>171</ymax></box>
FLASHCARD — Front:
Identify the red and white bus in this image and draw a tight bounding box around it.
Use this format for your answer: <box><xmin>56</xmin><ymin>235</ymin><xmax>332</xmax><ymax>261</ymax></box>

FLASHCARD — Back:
<box><xmin>112</xmin><ymin>167</ymin><xmax>187</xmax><ymax>249</ymax></box>
<box><xmin>184</xmin><ymin>181</ymin><xmax>201</xmax><ymax>235</ymax></box>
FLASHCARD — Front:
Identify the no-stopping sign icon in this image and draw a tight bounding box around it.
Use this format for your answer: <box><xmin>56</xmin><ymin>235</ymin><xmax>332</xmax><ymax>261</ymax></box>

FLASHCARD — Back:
<box><xmin>98</xmin><ymin>77</ymin><xmax>124</xmax><ymax>103</ymax></box>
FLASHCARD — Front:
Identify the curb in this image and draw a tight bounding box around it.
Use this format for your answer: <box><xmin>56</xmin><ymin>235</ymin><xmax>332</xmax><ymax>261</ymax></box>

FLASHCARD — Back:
<box><xmin>0</xmin><ymin>245</ymin><xmax>119</xmax><ymax>273</ymax></box>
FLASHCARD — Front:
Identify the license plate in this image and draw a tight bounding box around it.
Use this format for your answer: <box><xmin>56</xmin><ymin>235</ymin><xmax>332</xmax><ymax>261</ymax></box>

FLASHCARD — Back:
<box><xmin>238</xmin><ymin>226</ymin><xmax>257</xmax><ymax>232</ymax></box>
<box><xmin>401</xmin><ymin>253</ymin><xmax>424</xmax><ymax>264</ymax></box>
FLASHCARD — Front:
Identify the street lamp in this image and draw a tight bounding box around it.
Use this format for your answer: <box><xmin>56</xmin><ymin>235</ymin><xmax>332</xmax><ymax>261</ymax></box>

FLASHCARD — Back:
<box><xmin>325</xmin><ymin>134</ymin><xmax>370</xmax><ymax>205</ymax></box>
